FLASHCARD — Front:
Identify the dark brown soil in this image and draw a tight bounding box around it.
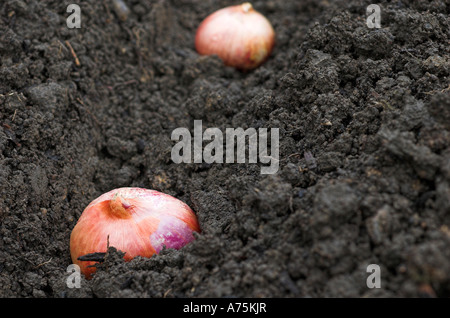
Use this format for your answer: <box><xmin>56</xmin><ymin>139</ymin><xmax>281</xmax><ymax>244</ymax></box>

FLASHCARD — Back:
<box><xmin>0</xmin><ymin>0</ymin><xmax>449</xmax><ymax>298</ymax></box>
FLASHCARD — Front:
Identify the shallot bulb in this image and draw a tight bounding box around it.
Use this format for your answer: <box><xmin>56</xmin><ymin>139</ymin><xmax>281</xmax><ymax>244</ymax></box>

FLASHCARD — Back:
<box><xmin>195</xmin><ymin>2</ymin><xmax>275</xmax><ymax>70</ymax></box>
<box><xmin>70</xmin><ymin>187</ymin><xmax>200</xmax><ymax>278</ymax></box>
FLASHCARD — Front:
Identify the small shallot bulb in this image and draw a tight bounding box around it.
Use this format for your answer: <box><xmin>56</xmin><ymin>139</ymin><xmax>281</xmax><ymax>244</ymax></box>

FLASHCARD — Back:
<box><xmin>195</xmin><ymin>2</ymin><xmax>275</xmax><ymax>70</ymax></box>
<box><xmin>70</xmin><ymin>187</ymin><xmax>200</xmax><ymax>278</ymax></box>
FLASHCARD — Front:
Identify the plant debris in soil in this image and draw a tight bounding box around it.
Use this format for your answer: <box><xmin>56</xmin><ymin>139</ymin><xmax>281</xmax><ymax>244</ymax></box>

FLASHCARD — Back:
<box><xmin>0</xmin><ymin>0</ymin><xmax>449</xmax><ymax>298</ymax></box>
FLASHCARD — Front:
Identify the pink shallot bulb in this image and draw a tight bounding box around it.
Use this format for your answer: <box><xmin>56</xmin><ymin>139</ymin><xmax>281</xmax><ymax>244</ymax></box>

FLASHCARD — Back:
<box><xmin>195</xmin><ymin>2</ymin><xmax>275</xmax><ymax>70</ymax></box>
<box><xmin>70</xmin><ymin>187</ymin><xmax>200</xmax><ymax>278</ymax></box>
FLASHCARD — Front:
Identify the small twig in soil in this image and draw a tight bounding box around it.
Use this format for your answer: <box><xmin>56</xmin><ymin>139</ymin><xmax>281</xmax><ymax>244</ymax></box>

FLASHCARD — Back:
<box><xmin>163</xmin><ymin>289</ymin><xmax>172</xmax><ymax>298</ymax></box>
<box><xmin>56</xmin><ymin>39</ymin><xmax>69</xmax><ymax>58</ymax></box>
<box><xmin>132</xmin><ymin>27</ymin><xmax>143</xmax><ymax>68</ymax></box>
<box><xmin>107</xmin><ymin>79</ymin><xmax>138</xmax><ymax>91</ymax></box>
<box><xmin>36</xmin><ymin>258</ymin><xmax>52</xmax><ymax>268</ymax></box>
<box><xmin>2</xmin><ymin>123</ymin><xmax>21</xmax><ymax>147</ymax></box>
<box><xmin>127</xmin><ymin>26</ymin><xmax>152</xmax><ymax>82</ymax></box>
<box><xmin>65</xmin><ymin>40</ymin><xmax>81</xmax><ymax>67</ymax></box>
<box><xmin>373</xmin><ymin>100</ymin><xmax>393</xmax><ymax>110</ymax></box>
<box><xmin>424</xmin><ymin>84</ymin><xmax>450</xmax><ymax>95</ymax></box>
<box><xmin>286</xmin><ymin>153</ymin><xmax>302</xmax><ymax>160</ymax></box>
<box><xmin>76</xmin><ymin>97</ymin><xmax>102</xmax><ymax>127</ymax></box>
<box><xmin>103</xmin><ymin>0</ymin><xmax>113</xmax><ymax>23</ymax></box>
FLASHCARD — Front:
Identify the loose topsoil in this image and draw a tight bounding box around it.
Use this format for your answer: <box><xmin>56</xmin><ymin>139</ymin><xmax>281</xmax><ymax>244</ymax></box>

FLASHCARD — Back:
<box><xmin>0</xmin><ymin>0</ymin><xmax>449</xmax><ymax>298</ymax></box>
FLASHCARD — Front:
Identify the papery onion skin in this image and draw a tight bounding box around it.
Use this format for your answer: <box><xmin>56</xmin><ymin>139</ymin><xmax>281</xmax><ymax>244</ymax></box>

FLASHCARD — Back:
<box><xmin>70</xmin><ymin>187</ymin><xmax>200</xmax><ymax>278</ymax></box>
<box><xmin>195</xmin><ymin>2</ymin><xmax>275</xmax><ymax>70</ymax></box>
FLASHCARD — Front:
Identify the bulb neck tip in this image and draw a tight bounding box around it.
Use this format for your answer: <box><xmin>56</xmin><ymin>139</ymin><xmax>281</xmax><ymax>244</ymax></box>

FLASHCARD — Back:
<box><xmin>109</xmin><ymin>194</ymin><xmax>132</xmax><ymax>219</ymax></box>
<box><xmin>241</xmin><ymin>2</ymin><xmax>253</xmax><ymax>13</ymax></box>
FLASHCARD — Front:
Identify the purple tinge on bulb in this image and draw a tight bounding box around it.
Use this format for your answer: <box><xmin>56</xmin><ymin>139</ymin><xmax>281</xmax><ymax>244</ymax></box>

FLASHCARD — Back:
<box><xmin>150</xmin><ymin>215</ymin><xmax>195</xmax><ymax>253</ymax></box>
